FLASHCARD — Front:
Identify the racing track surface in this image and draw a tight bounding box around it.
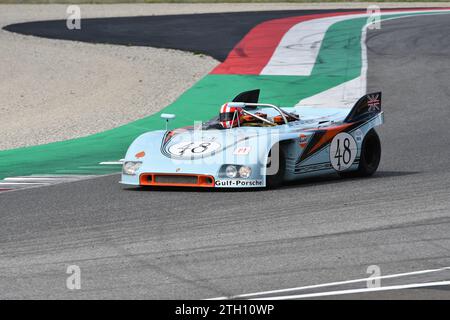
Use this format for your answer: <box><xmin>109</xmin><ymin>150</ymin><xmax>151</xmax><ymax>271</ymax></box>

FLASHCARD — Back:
<box><xmin>1</xmin><ymin>13</ymin><xmax>450</xmax><ymax>299</ymax></box>
<box><xmin>4</xmin><ymin>9</ymin><xmax>348</xmax><ymax>62</ymax></box>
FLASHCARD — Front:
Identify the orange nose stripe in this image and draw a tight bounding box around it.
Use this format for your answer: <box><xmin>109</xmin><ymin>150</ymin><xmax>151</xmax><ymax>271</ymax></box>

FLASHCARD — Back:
<box><xmin>135</xmin><ymin>151</ymin><xmax>146</xmax><ymax>159</ymax></box>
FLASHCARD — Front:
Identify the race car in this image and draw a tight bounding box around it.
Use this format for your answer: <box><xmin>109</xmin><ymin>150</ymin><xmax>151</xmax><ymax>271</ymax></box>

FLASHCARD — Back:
<box><xmin>120</xmin><ymin>89</ymin><xmax>383</xmax><ymax>188</ymax></box>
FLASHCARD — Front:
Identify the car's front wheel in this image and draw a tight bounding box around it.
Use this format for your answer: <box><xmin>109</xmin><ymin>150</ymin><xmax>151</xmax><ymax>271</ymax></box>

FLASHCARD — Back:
<box><xmin>266</xmin><ymin>144</ymin><xmax>286</xmax><ymax>188</ymax></box>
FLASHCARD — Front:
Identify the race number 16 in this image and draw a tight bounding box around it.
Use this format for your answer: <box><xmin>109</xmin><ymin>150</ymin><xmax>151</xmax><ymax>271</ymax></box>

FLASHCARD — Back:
<box><xmin>330</xmin><ymin>132</ymin><xmax>357</xmax><ymax>171</ymax></box>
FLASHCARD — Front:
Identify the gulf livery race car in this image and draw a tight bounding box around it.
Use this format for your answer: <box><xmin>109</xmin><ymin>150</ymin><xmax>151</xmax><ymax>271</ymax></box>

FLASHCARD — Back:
<box><xmin>120</xmin><ymin>90</ymin><xmax>383</xmax><ymax>188</ymax></box>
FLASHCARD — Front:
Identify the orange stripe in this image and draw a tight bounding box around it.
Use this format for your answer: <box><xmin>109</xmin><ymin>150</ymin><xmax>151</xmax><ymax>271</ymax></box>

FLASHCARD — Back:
<box><xmin>307</xmin><ymin>123</ymin><xmax>353</xmax><ymax>155</ymax></box>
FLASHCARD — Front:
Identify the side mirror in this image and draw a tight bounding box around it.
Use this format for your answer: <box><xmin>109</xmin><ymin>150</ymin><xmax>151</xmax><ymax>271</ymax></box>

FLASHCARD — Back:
<box><xmin>161</xmin><ymin>113</ymin><xmax>176</xmax><ymax>130</ymax></box>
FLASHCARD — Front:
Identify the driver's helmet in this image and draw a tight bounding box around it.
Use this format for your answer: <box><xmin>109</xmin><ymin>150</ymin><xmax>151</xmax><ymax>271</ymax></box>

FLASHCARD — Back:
<box><xmin>219</xmin><ymin>103</ymin><xmax>244</xmax><ymax>128</ymax></box>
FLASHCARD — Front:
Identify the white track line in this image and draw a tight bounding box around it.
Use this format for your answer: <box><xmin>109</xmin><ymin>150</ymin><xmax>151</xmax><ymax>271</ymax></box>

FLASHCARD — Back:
<box><xmin>28</xmin><ymin>175</ymin><xmax>96</xmax><ymax>178</ymax></box>
<box><xmin>0</xmin><ymin>182</ymin><xmax>50</xmax><ymax>185</ymax></box>
<box><xmin>5</xmin><ymin>177</ymin><xmax>69</xmax><ymax>182</ymax></box>
<box><xmin>99</xmin><ymin>161</ymin><xmax>123</xmax><ymax>165</ymax></box>
<box><xmin>0</xmin><ymin>174</ymin><xmax>121</xmax><ymax>194</ymax></box>
<box><xmin>100</xmin><ymin>159</ymin><xmax>124</xmax><ymax>165</ymax></box>
<box><xmin>210</xmin><ymin>266</ymin><xmax>450</xmax><ymax>300</ymax></box>
<box><xmin>0</xmin><ymin>174</ymin><xmax>100</xmax><ymax>193</ymax></box>
<box><xmin>257</xmin><ymin>281</ymin><xmax>450</xmax><ymax>300</ymax></box>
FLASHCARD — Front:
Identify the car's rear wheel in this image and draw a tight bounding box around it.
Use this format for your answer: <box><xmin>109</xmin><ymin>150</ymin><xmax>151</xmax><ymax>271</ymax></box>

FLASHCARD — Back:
<box><xmin>339</xmin><ymin>128</ymin><xmax>381</xmax><ymax>178</ymax></box>
<box><xmin>266</xmin><ymin>145</ymin><xmax>286</xmax><ymax>188</ymax></box>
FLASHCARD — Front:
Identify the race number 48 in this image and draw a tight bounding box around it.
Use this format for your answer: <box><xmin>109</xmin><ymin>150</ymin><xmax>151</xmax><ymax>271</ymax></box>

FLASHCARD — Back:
<box><xmin>168</xmin><ymin>141</ymin><xmax>221</xmax><ymax>157</ymax></box>
<box><xmin>330</xmin><ymin>132</ymin><xmax>357</xmax><ymax>171</ymax></box>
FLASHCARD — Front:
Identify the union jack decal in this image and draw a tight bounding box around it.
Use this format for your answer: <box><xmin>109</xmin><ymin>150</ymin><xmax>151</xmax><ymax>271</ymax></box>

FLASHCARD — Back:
<box><xmin>367</xmin><ymin>94</ymin><xmax>381</xmax><ymax>112</ymax></box>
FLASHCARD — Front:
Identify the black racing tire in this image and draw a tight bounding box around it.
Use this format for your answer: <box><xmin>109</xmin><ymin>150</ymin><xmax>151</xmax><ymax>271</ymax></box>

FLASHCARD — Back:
<box><xmin>339</xmin><ymin>128</ymin><xmax>381</xmax><ymax>178</ymax></box>
<box><xmin>266</xmin><ymin>145</ymin><xmax>286</xmax><ymax>189</ymax></box>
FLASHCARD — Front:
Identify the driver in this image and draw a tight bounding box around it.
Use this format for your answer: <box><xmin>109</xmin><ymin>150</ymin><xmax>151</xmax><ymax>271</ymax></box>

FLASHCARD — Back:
<box><xmin>219</xmin><ymin>104</ymin><xmax>244</xmax><ymax>129</ymax></box>
<box><xmin>219</xmin><ymin>103</ymin><xmax>268</xmax><ymax>128</ymax></box>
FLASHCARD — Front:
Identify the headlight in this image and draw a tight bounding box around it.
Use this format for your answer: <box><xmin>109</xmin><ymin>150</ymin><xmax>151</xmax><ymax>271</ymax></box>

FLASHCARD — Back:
<box><xmin>225</xmin><ymin>165</ymin><xmax>238</xmax><ymax>178</ymax></box>
<box><xmin>238</xmin><ymin>166</ymin><xmax>252</xmax><ymax>179</ymax></box>
<box><xmin>123</xmin><ymin>161</ymin><xmax>142</xmax><ymax>175</ymax></box>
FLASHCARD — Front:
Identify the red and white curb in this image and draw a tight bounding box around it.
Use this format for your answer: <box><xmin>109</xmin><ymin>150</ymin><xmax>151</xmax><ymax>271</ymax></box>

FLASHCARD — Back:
<box><xmin>297</xmin><ymin>9</ymin><xmax>450</xmax><ymax>109</ymax></box>
<box><xmin>212</xmin><ymin>8</ymin><xmax>450</xmax><ymax>109</ymax></box>
<box><xmin>213</xmin><ymin>8</ymin><xmax>450</xmax><ymax>76</ymax></box>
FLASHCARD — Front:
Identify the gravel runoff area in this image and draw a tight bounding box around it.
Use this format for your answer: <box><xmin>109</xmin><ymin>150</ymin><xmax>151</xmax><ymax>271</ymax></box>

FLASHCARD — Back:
<box><xmin>1</xmin><ymin>3</ymin><xmax>449</xmax><ymax>150</ymax></box>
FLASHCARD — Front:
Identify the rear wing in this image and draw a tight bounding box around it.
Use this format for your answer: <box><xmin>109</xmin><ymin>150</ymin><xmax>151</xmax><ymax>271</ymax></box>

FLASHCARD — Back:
<box><xmin>232</xmin><ymin>89</ymin><xmax>260</xmax><ymax>106</ymax></box>
<box><xmin>345</xmin><ymin>92</ymin><xmax>382</xmax><ymax>123</ymax></box>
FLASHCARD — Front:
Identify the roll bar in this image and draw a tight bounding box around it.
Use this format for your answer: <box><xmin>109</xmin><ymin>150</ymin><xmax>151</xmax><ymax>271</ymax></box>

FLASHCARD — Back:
<box><xmin>244</xmin><ymin>103</ymin><xmax>291</xmax><ymax>125</ymax></box>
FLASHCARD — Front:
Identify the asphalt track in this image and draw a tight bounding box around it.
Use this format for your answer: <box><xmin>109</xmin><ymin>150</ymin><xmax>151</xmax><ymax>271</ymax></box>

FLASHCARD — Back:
<box><xmin>1</xmin><ymin>13</ymin><xmax>450</xmax><ymax>299</ymax></box>
<box><xmin>4</xmin><ymin>9</ymin><xmax>350</xmax><ymax>61</ymax></box>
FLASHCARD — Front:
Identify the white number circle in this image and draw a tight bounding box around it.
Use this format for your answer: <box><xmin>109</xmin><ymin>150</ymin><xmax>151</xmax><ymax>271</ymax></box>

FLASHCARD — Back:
<box><xmin>330</xmin><ymin>132</ymin><xmax>357</xmax><ymax>171</ymax></box>
<box><xmin>168</xmin><ymin>141</ymin><xmax>221</xmax><ymax>157</ymax></box>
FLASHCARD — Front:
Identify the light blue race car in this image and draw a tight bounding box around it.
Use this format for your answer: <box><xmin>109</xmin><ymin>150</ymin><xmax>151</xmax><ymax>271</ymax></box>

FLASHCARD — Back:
<box><xmin>120</xmin><ymin>89</ymin><xmax>383</xmax><ymax>189</ymax></box>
